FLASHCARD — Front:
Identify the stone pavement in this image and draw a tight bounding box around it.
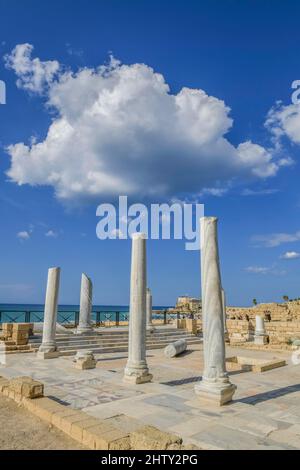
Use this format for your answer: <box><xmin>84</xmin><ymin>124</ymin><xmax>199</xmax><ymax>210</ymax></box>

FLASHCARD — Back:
<box><xmin>1</xmin><ymin>343</ymin><xmax>300</xmax><ymax>449</ymax></box>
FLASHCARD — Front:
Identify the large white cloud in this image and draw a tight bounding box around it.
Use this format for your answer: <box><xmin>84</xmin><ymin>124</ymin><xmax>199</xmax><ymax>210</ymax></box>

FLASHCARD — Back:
<box><xmin>5</xmin><ymin>44</ymin><xmax>286</xmax><ymax>203</ymax></box>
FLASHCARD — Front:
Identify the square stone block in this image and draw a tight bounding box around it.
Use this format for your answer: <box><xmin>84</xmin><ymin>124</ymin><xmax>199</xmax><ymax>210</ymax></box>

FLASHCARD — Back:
<box><xmin>51</xmin><ymin>409</ymin><xmax>79</xmax><ymax>428</ymax></box>
<box><xmin>123</xmin><ymin>373</ymin><xmax>153</xmax><ymax>384</ymax></box>
<box><xmin>70</xmin><ymin>417</ymin><xmax>100</xmax><ymax>441</ymax></box>
<box><xmin>9</xmin><ymin>376</ymin><xmax>44</xmax><ymax>398</ymax></box>
<box><xmin>254</xmin><ymin>335</ymin><xmax>268</xmax><ymax>345</ymax></box>
<box><xmin>37</xmin><ymin>351</ymin><xmax>59</xmax><ymax>359</ymax></box>
<box><xmin>195</xmin><ymin>382</ymin><xmax>236</xmax><ymax>406</ymax></box>
<box><xmin>130</xmin><ymin>425</ymin><xmax>182</xmax><ymax>450</ymax></box>
<box><xmin>74</xmin><ymin>359</ymin><xmax>97</xmax><ymax>370</ymax></box>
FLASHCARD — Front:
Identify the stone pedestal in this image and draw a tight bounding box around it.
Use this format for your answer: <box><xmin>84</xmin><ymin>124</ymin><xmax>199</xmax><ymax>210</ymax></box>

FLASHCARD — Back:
<box><xmin>73</xmin><ymin>351</ymin><xmax>96</xmax><ymax>370</ymax></box>
<box><xmin>254</xmin><ymin>335</ymin><xmax>268</xmax><ymax>345</ymax></box>
<box><xmin>76</xmin><ymin>273</ymin><xmax>93</xmax><ymax>335</ymax></box>
<box><xmin>146</xmin><ymin>288</ymin><xmax>154</xmax><ymax>332</ymax></box>
<box><xmin>37</xmin><ymin>267</ymin><xmax>60</xmax><ymax>359</ymax></box>
<box><xmin>195</xmin><ymin>217</ymin><xmax>236</xmax><ymax>406</ymax></box>
<box><xmin>254</xmin><ymin>315</ymin><xmax>268</xmax><ymax>345</ymax></box>
<box><xmin>124</xmin><ymin>233</ymin><xmax>152</xmax><ymax>384</ymax></box>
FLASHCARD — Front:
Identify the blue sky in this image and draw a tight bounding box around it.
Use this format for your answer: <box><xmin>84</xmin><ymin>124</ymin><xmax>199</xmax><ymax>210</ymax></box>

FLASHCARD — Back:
<box><xmin>0</xmin><ymin>0</ymin><xmax>300</xmax><ymax>306</ymax></box>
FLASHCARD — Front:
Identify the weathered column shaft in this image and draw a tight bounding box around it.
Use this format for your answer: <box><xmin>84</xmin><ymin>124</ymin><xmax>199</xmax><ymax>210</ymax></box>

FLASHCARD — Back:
<box><xmin>195</xmin><ymin>217</ymin><xmax>236</xmax><ymax>405</ymax></box>
<box><xmin>255</xmin><ymin>315</ymin><xmax>265</xmax><ymax>335</ymax></box>
<box><xmin>77</xmin><ymin>273</ymin><xmax>93</xmax><ymax>334</ymax></box>
<box><xmin>164</xmin><ymin>338</ymin><xmax>187</xmax><ymax>358</ymax></box>
<box><xmin>38</xmin><ymin>267</ymin><xmax>60</xmax><ymax>358</ymax></box>
<box><xmin>124</xmin><ymin>233</ymin><xmax>152</xmax><ymax>384</ymax></box>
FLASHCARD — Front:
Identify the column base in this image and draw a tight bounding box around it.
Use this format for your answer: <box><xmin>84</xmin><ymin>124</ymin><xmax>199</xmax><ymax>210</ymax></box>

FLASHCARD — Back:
<box><xmin>37</xmin><ymin>350</ymin><xmax>59</xmax><ymax>359</ymax></box>
<box><xmin>123</xmin><ymin>373</ymin><xmax>153</xmax><ymax>384</ymax></box>
<box><xmin>37</xmin><ymin>342</ymin><xmax>59</xmax><ymax>359</ymax></box>
<box><xmin>74</xmin><ymin>327</ymin><xmax>94</xmax><ymax>335</ymax></box>
<box><xmin>194</xmin><ymin>379</ymin><xmax>236</xmax><ymax>406</ymax></box>
<box><xmin>123</xmin><ymin>365</ymin><xmax>153</xmax><ymax>384</ymax></box>
<box><xmin>254</xmin><ymin>334</ymin><xmax>268</xmax><ymax>345</ymax></box>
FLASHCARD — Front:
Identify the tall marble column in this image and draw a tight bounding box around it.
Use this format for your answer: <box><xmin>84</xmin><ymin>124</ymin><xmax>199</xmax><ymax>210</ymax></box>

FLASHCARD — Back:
<box><xmin>37</xmin><ymin>267</ymin><xmax>60</xmax><ymax>359</ymax></box>
<box><xmin>124</xmin><ymin>233</ymin><xmax>152</xmax><ymax>384</ymax></box>
<box><xmin>222</xmin><ymin>288</ymin><xmax>229</xmax><ymax>343</ymax></box>
<box><xmin>195</xmin><ymin>217</ymin><xmax>236</xmax><ymax>405</ymax></box>
<box><xmin>76</xmin><ymin>273</ymin><xmax>93</xmax><ymax>334</ymax></box>
<box><xmin>146</xmin><ymin>287</ymin><xmax>154</xmax><ymax>332</ymax></box>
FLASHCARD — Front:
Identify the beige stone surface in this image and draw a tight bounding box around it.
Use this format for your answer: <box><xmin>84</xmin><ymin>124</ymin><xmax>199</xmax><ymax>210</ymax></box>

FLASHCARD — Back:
<box><xmin>130</xmin><ymin>425</ymin><xmax>182</xmax><ymax>450</ymax></box>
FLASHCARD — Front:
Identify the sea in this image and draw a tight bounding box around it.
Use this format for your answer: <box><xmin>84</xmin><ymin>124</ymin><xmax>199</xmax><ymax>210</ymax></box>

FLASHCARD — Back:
<box><xmin>0</xmin><ymin>304</ymin><xmax>171</xmax><ymax>324</ymax></box>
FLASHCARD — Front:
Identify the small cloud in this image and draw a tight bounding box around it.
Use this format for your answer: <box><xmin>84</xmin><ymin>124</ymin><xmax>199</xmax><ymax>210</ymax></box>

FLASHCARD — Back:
<box><xmin>65</xmin><ymin>43</ymin><xmax>84</xmax><ymax>58</ymax></box>
<box><xmin>198</xmin><ymin>187</ymin><xmax>229</xmax><ymax>197</ymax></box>
<box><xmin>241</xmin><ymin>188</ymin><xmax>279</xmax><ymax>196</ymax></box>
<box><xmin>251</xmin><ymin>231</ymin><xmax>300</xmax><ymax>248</ymax></box>
<box><xmin>245</xmin><ymin>266</ymin><xmax>270</xmax><ymax>274</ymax></box>
<box><xmin>17</xmin><ymin>230</ymin><xmax>30</xmax><ymax>240</ymax></box>
<box><xmin>245</xmin><ymin>265</ymin><xmax>286</xmax><ymax>276</ymax></box>
<box><xmin>4</xmin><ymin>43</ymin><xmax>60</xmax><ymax>95</ymax></box>
<box><xmin>45</xmin><ymin>229</ymin><xmax>58</xmax><ymax>238</ymax></box>
<box><xmin>281</xmin><ymin>251</ymin><xmax>300</xmax><ymax>260</ymax></box>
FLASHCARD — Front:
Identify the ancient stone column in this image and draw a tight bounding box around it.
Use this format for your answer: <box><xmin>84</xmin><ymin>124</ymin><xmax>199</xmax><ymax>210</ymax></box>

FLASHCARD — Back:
<box><xmin>37</xmin><ymin>267</ymin><xmax>60</xmax><ymax>359</ymax></box>
<box><xmin>124</xmin><ymin>233</ymin><xmax>152</xmax><ymax>384</ymax></box>
<box><xmin>164</xmin><ymin>338</ymin><xmax>187</xmax><ymax>358</ymax></box>
<box><xmin>76</xmin><ymin>273</ymin><xmax>93</xmax><ymax>335</ymax></box>
<box><xmin>195</xmin><ymin>217</ymin><xmax>236</xmax><ymax>405</ymax></box>
<box><xmin>254</xmin><ymin>315</ymin><xmax>268</xmax><ymax>344</ymax></box>
<box><xmin>146</xmin><ymin>287</ymin><xmax>154</xmax><ymax>332</ymax></box>
<box><xmin>222</xmin><ymin>288</ymin><xmax>230</xmax><ymax>343</ymax></box>
<box><xmin>255</xmin><ymin>315</ymin><xmax>265</xmax><ymax>335</ymax></box>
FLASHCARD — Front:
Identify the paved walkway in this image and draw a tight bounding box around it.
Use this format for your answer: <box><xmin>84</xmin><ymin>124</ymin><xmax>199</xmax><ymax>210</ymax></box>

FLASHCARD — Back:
<box><xmin>1</xmin><ymin>344</ymin><xmax>300</xmax><ymax>449</ymax></box>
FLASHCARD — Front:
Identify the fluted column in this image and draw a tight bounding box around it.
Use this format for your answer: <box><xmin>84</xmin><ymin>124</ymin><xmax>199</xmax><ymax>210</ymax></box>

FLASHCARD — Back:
<box><xmin>195</xmin><ymin>217</ymin><xmax>236</xmax><ymax>405</ymax></box>
<box><xmin>37</xmin><ymin>267</ymin><xmax>60</xmax><ymax>359</ymax></box>
<box><xmin>146</xmin><ymin>287</ymin><xmax>154</xmax><ymax>332</ymax></box>
<box><xmin>76</xmin><ymin>273</ymin><xmax>93</xmax><ymax>334</ymax></box>
<box><xmin>124</xmin><ymin>233</ymin><xmax>152</xmax><ymax>384</ymax></box>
